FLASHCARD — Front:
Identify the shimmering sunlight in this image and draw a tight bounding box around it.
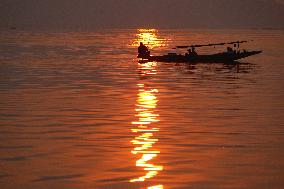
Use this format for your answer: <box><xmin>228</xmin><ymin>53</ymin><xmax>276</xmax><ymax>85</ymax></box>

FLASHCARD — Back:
<box><xmin>130</xmin><ymin>62</ymin><xmax>163</xmax><ymax>188</ymax></box>
<box><xmin>131</xmin><ymin>29</ymin><xmax>167</xmax><ymax>49</ymax></box>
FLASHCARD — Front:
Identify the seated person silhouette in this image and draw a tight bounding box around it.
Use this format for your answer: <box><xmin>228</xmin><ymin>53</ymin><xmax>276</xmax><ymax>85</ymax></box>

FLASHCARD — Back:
<box><xmin>138</xmin><ymin>42</ymin><xmax>150</xmax><ymax>58</ymax></box>
<box><xmin>227</xmin><ymin>47</ymin><xmax>235</xmax><ymax>54</ymax></box>
<box><xmin>186</xmin><ymin>48</ymin><xmax>193</xmax><ymax>56</ymax></box>
<box><xmin>192</xmin><ymin>47</ymin><xmax>198</xmax><ymax>56</ymax></box>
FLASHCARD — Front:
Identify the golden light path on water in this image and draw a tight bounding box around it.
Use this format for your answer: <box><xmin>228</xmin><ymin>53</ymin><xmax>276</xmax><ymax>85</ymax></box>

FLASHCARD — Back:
<box><xmin>131</xmin><ymin>29</ymin><xmax>167</xmax><ymax>49</ymax></box>
<box><xmin>130</xmin><ymin>62</ymin><xmax>163</xmax><ymax>189</ymax></box>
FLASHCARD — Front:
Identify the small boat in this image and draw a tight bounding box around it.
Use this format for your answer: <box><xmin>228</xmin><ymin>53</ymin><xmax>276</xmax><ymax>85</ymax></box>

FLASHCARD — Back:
<box><xmin>138</xmin><ymin>41</ymin><xmax>262</xmax><ymax>63</ymax></box>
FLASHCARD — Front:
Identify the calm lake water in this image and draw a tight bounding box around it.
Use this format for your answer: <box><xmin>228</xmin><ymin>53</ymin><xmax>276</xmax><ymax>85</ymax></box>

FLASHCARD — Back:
<box><xmin>0</xmin><ymin>29</ymin><xmax>284</xmax><ymax>189</ymax></box>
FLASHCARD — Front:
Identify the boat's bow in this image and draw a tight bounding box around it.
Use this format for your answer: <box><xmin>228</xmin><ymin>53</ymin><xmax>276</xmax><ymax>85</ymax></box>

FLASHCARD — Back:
<box><xmin>234</xmin><ymin>50</ymin><xmax>262</xmax><ymax>60</ymax></box>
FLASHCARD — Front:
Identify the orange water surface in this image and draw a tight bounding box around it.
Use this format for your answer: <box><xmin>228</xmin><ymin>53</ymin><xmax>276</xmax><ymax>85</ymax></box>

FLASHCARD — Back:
<box><xmin>0</xmin><ymin>28</ymin><xmax>284</xmax><ymax>189</ymax></box>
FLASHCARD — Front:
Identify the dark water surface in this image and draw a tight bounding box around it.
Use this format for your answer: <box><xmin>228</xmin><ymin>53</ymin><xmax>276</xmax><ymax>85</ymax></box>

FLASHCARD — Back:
<box><xmin>0</xmin><ymin>29</ymin><xmax>284</xmax><ymax>189</ymax></box>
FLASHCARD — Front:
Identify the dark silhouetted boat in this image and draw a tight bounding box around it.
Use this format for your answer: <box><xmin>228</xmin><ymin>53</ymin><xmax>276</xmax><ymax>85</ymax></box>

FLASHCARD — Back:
<box><xmin>138</xmin><ymin>41</ymin><xmax>262</xmax><ymax>63</ymax></box>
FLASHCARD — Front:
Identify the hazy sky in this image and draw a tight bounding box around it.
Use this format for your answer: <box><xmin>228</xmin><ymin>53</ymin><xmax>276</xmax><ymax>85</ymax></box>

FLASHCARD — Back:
<box><xmin>1</xmin><ymin>0</ymin><xmax>284</xmax><ymax>29</ymax></box>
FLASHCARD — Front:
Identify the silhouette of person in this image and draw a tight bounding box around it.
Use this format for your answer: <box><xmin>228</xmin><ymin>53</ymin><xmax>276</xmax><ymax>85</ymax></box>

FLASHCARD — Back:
<box><xmin>138</xmin><ymin>42</ymin><xmax>148</xmax><ymax>54</ymax></box>
<box><xmin>186</xmin><ymin>48</ymin><xmax>195</xmax><ymax>56</ymax></box>
<box><xmin>138</xmin><ymin>42</ymin><xmax>150</xmax><ymax>58</ymax></box>
<box><xmin>227</xmin><ymin>46</ymin><xmax>236</xmax><ymax>54</ymax></box>
<box><xmin>192</xmin><ymin>47</ymin><xmax>198</xmax><ymax>56</ymax></box>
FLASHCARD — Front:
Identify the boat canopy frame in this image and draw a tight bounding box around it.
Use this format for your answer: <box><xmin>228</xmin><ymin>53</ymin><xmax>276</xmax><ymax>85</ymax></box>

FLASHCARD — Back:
<box><xmin>174</xmin><ymin>40</ymin><xmax>251</xmax><ymax>49</ymax></box>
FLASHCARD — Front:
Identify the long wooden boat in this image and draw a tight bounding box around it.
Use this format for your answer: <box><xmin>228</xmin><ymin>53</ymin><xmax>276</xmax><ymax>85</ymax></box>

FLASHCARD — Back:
<box><xmin>139</xmin><ymin>50</ymin><xmax>262</xmax><ymax>63</ymax></box>
<box><xmin>138</xmin><ymin>40</ymin><xmax>262</xmax><ymax>63</ymax></box>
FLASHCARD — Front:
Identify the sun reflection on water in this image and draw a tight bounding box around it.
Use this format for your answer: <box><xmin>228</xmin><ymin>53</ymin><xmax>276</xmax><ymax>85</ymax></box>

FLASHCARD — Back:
<box><xmin>131</xmin><ymin>29</ymin><xmax>167</xmax><ymax>49</ymax></box>
<box><xmin>130</xmin><ymin>62</ymin><xmax>163</xmax><ymax>188</ymax></box>
<box><xmin>148</xmin><ymin>185</ymin><xmax>164</xmax><ymax>189</ymax></box>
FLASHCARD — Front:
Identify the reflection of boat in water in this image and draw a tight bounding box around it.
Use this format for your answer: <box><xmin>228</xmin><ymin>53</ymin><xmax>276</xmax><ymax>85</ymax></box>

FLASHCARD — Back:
<box><xmin>138</xmin><ymin>40</ymin><xmax>262</xmax><ymax>63</ymax></box>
